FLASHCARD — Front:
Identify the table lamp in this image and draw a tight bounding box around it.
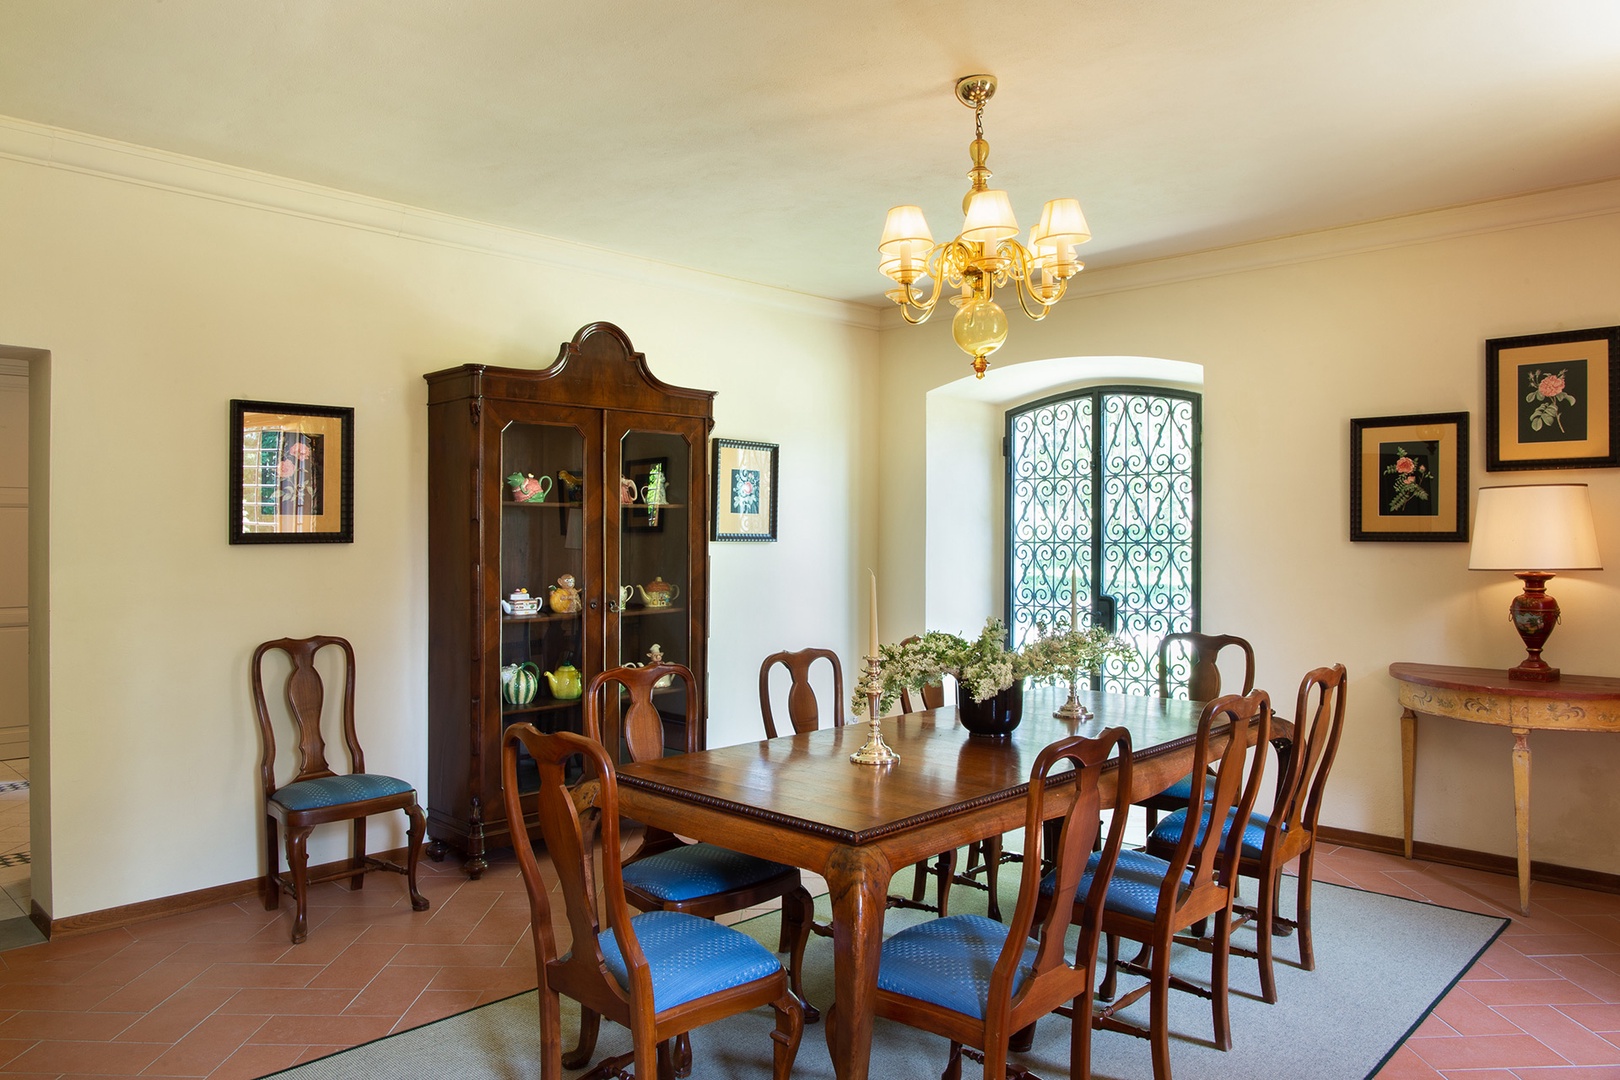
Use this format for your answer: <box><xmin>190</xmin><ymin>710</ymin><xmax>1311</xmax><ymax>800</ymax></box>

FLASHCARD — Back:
<box><xmin>1468</xmin><ymin>483</ymin><xmax>1602</xmax><ymax>681</ymax></box>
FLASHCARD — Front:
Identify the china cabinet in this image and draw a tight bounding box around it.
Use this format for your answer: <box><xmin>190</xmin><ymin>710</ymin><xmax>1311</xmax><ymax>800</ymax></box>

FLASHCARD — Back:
<box><xmin>424</xmin><ymin>322</ymin><xmax>713</xmax><ymax>876</ymax></box>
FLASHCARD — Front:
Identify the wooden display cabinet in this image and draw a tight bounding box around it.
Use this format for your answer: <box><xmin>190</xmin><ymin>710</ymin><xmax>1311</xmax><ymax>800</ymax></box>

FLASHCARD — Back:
<box><xmin>424</xmin><ymin>322</ymin><xmax>713</xmax><ymax>876</ymax></box>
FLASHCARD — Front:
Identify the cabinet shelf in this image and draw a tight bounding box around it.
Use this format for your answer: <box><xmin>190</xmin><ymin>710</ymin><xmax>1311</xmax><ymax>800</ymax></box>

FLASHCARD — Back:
<box><xmin>502</xmin><ymin>697</ymin><xmax>583</xmax><ymax>717</ymax></box>
<box><xmin>503</xmin><ymin>611</ymin><xmax>583</xmax><ymax>625</ymax></box>
<box><xmin>619</xmin><ymin>605</ymin><xmax>686</xmax><ymax>618</ymax></box>
<box><xmin>504</xmin><ymin>500</ymin><xmax>584</xmax><ymax>510</ymax></box>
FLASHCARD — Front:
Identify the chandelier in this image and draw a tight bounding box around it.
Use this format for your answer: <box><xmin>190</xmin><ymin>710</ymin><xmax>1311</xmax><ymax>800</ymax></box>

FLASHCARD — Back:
<box><xmin>878</xmin><ymin>74</ymin><xmax>1090</xmax><ymax>378</ymax></box>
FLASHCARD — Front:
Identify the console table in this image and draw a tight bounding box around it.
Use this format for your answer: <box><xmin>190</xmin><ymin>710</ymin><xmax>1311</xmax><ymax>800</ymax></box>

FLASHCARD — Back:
<box><xmin>1391</xmin><ymin>662</ymin><xmax>1620</xmax><ymax>913</ymax></box>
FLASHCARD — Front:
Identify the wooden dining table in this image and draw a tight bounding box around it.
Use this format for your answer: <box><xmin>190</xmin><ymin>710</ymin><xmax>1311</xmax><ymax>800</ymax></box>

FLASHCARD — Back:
<box><xmin>616</xmin><ymin>685</ymin><xmax>1247</xmax><ymax>1080</ymax></box>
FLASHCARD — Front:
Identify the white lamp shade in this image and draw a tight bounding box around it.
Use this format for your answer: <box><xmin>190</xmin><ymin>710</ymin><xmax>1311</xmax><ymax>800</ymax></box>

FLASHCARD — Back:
<box><xmin>1469</xmin><ymin>484</ymin><xmax>1602</xmax><ymax>571</ymax></box>
<box><xmin>1032</xmin><ymin>198</ymin><xmax>1091</xmax><ymax>247</ymax></box>
<box><xmin>879</xmin><ymin>205</ymin><xmax>933</xmax><ymax>255</ymax></box>
<box><xmin>960</xmin><ymin>189</ymin><xmax>1019</xmax><ymax>243</ymax></box>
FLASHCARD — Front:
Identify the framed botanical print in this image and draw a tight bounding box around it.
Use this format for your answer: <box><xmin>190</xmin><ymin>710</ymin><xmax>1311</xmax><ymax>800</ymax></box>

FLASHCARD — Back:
<box><xmin>230</xmin><ymin>399</ymin><xmax>354</xmax><ymax>544</ymax></box>
<box><xmin>1486</xmin><ymin>326</ymin><xmax>1620</xmax><ymax>471</ymax></box>
<box><xmin>711</xmin><ymin>438</ymin><xmax>778</xmax><ymax>541</ymax></box>
<box><xmin>1349</xmin><ymin>412</ymin><xmax>1469</xmax><ymax>542</ymax></box>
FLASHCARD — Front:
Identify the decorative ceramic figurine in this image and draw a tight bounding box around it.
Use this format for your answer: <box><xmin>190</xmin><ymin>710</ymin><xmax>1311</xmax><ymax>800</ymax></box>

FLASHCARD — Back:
<box><xmin>646</xmin><ymin>643</ymin><xmax>675</xmax><ymax>688</ymax></box>
<box><xmin>506</xmin><ymin>471</ymin><xmax>552</xmax><ymax>503</ymax></box>
<box><xmin>620</xmin><ymin>476</ymin><xmax>638</xmax><ymax>505</ymax></box>
<box><xmin>506</xmin><ymin>588</ymin><xmax>541</xmax><ymax>617</ymax></box>
<box><xmin>558</xmin><ymin>469</ymin><xmax>585</xmax><ymax>502</ymax></box>
<box><xmin>548</xmin><ymin>573</ymin><xmax>582</xmax><ymax>613</ymax></box>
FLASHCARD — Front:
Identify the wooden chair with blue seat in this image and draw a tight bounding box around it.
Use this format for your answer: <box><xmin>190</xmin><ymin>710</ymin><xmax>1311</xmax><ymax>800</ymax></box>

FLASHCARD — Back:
<box><xmin>833</xmin><ymin>725</ymin><xmax>1134</xmax><ymax>1080</ymax></box>
<box><xmin>1144</xmin><ymin>664</ymin><xmax>1347</xmax><ymax>1004</ymax></box>
<box><xmin>1136</xmin><ymin>632</ymin><xmax>1256</xmax><ymax>833</ymax></box>
<box><xmin>501</xmin><ymin>723</ymin><xmax>803</xmax><ymax>1080</ymax></box>
<box><xmin>589</xmin><ymin>662</ymin><xmax>819</xmax><ymax>1027</ymax></box>
<box><xmin>1056</xmin><ymin>689</ymin><xmax>1272</xmax><ymax>1080</ymax></box>
<box><xmin>250</xmin><ymin>635</ymin><xmax>429</xmax><ymax>945</ymax></box>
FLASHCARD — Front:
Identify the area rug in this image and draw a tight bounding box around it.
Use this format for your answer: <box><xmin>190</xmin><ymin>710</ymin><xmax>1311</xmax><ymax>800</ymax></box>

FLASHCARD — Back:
<box><xmin>268</xmin><ymin>875</ymin><xmax>1507</xmax><ymax>1080</ymax></box>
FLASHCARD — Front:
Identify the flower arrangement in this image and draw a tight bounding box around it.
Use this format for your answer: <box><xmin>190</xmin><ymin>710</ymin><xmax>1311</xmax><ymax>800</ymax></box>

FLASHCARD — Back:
<box><xmin>852</xmin><ymin>616</ymin><xmax>1136</xmax><ymax>714</ymax></box>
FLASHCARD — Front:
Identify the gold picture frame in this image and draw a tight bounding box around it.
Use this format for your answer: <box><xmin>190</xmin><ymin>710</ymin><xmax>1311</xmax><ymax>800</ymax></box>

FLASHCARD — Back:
<box><xmin>1486</xmin><ymin>325</ymin><xmax>1620</xmax><ymax>471</ymax></box>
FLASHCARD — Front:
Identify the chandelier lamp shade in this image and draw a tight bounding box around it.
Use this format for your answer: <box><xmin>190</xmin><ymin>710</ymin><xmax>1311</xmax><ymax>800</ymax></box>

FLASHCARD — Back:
<box><xmin>1468</xmin><ymin>483</ymin><xmax>1603</xmax><ymax>681</ymax></box>
<box><xmin>878</xmin><ymin>74</ymin><xmax>1091</xmax><ymax>379</ymax></box>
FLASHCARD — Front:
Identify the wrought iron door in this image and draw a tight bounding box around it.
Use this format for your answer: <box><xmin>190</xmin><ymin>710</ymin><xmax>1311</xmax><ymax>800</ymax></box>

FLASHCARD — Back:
<box><xmin>1005</xmin><ymin>386</ymin><xmax>1200</xmax><ymax>695</ymax></box>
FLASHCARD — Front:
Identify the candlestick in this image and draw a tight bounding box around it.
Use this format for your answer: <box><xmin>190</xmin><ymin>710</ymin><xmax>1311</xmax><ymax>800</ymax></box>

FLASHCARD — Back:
<box><xmin>850</xmin><ymin>653</ymin><xmax>900</xmax><ymax>766</ymax></box>
<box><xmin>1068</xmin><ymin>567</ymin><xmax>1078</xmax><ymax>631</ymax></box>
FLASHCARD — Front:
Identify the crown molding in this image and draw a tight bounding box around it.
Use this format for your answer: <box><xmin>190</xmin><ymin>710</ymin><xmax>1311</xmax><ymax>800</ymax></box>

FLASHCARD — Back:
<box><xmin>0</xmin><ymin>115</ymin><xmax>880</xmax><ymax>332</ymax></box>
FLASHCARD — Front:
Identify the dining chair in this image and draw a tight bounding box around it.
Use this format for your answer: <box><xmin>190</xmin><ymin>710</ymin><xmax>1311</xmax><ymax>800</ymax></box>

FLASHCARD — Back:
<box><xmin>1137</xmin><ymin>632</ymin><xmax>1256</xmax><ymax>832</ymax></box>
<box><xmin>759</xmin><ymin>647</ymin><xmax>844</xmax><ymax>739</ymax></box>
<box><xmin>589</xmin><ymin>663</ymin><xmax>819</xmax><ymax>1024</ymax></box>
<box><xmin>836</xmin><ymin>725</ymin><xmax>1134</xmax><ymax>1080</ymax></box>
<box><xmin>501</xmin><ymin>723</ymin><xmax>803</xmax><ymax>1080</ymax></box>
<box><xmin>1059</xmin><ymin>689</ymin><xmax>1272</xmax><ymax>1080</ymax></box>
<box><xmin>250</xmin><ymin>635</ymin><xmax>429</xmax><ymax>944</ymax></box>
<box><xmin>1144</xmin><ymin>664</ymin><xmax>1346</xmax><ymax>1003</ymax></box>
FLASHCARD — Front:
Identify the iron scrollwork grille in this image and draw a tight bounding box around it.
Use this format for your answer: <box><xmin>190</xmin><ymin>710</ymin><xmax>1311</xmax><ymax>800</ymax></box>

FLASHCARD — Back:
<box><xmin>1006</xmin><ymin>386</ymin><xmax>1200</xmax><ymax>696</ymax></box>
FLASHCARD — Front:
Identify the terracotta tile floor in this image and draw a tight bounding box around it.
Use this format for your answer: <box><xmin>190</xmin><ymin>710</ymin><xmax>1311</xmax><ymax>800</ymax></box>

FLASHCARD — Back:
<box><xmin>0</xmin><ymin>824</ymin><xmax>1614</xmax><ymax>1077</ymax></box>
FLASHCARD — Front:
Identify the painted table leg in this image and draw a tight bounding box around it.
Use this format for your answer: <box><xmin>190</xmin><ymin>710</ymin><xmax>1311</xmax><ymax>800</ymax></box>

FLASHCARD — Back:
<box><xmin>823</xmin><ymin>844</ymin><xmax>893</xmax><ymax>1080</ymax></box>
<box><xmin>1512</xmin><ymin>727</ymin><xmax>1532</xmax><ymax>914</ymax></box>
<box><xmin>1401</xmin><ymin>708</ymin><xmax>1417</xmax><ymax>860</ymax></box>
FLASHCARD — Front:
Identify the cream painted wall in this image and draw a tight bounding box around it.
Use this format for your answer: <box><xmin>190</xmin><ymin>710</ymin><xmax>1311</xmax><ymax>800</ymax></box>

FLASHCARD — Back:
<box><xmin>880</xmin><ymin>187</ymin><xmax>1620</xmax><ymax>876</ymax></box>
<box><xmin>0</xmin><ymin>130</ymin><xmax>878</xmax><ymax>919</ymax></box>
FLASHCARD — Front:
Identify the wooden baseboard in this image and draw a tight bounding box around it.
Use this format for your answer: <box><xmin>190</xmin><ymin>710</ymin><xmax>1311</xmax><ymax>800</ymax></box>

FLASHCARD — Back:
<box><xmin>1318</xmin><ymin>825</ymin><xmax>1620</xmax><ymax>897</ymax></box>
<box><xmin>33</xmin><ymin>848</ymin><xmax>413</xmax><ymax>940</ymax></box>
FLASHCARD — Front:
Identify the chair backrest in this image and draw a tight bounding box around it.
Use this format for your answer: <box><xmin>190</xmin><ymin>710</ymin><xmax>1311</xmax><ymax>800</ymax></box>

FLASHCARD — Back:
<box><xmin>758</xmin><ymin>648</ymin><xmax>844</xmax><ymax>738</ymax></box>
<box><xmin>1267</xmin><ymin>664</ymin><xmax>1348</xmax><ymax>840</ymax></box>
<box><xmin>1156</xmin><ymin>632</ymin><xmax>1256</xmax><ymax>701</ymax></box>
<box><xmin>250</xmin><ymin>635</ymin><xmax>363</xmax><ymax>798</ymax></box>
<box><xmin>895</xmin><ymin>634</ymin><xmax>953</xmax><ymax>713</ymax></box>
<box><xmin>995</xmin><ymin>726</ymin><xmax>1134</xmax><ymax>1026</ymax></box>
<box><xmin>585</xmin><ymin>662</ymin><xmax>700</xmax><ymax>762</ymax></box>
<box><xmin>502</xmin><ymin>723</ymin><xmax>647</xmax><ymax>1013</ymax></box>
<box><xmin>1158</xmin><ymin>689</ymin><xmax>1273</xmax><ymax>903</ymax></box>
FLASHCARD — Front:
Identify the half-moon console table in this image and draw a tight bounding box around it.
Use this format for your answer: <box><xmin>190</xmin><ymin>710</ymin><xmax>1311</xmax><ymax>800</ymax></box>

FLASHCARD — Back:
<box><xmin>1392</xmin><ymin>661</ymin><xmax>1620</xmax><ymax>914</ymax></box>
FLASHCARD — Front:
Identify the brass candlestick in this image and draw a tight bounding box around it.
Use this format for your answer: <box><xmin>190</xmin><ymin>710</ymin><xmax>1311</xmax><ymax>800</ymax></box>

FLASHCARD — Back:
<box><xmin>1053</xmin><ymin>669</ymin><xmax>1091</xmax><ymax>721</ymax></box>
<box><xmin>850</xmin><ymin>655</ymin><xmax>900</xmax><ymax>765</ymax></box>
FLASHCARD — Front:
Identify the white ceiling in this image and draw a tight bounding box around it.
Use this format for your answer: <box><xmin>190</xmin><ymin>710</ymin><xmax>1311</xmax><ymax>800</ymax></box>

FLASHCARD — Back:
<box><xmin>4</xmin><ymin>1</ymin><xmax>1620</xmax><ymax>306</ymax></box>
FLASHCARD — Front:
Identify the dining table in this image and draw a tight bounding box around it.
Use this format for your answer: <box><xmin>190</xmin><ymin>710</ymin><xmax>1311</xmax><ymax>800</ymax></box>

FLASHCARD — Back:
<box><xmin>615</xmin><ymin>684</ymin><xmax>1257</xmax><ymax>1080</ymax></box>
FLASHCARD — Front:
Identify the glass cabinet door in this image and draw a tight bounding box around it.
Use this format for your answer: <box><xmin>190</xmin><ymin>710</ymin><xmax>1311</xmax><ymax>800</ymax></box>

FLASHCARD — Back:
<box><xmin>606</xmin><ymin>415</ymin><xmax>705</xmax><ymax>759</ymax></box>
<box><xmin>497</xmin><ymin>415</ymin><xmax>594</xmax><ymax>789</ymax></box>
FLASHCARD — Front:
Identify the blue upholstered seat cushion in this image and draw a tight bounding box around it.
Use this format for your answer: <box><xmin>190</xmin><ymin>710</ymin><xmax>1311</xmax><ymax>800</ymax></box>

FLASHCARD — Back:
<box><xmin>271</xmin><ymin>773</ymin><xmax>413</xmax><ymax>811</ymax></box>
<box><xmin>1155</xmin><ymin>774</ymin><xmax>1195</xmax><ymax>804</ymax></box>
<box><xmin>1040</xmin><ymin>848</ymin><xmax>1193</xmax><ymax>922</ymax></box>
<box><xmin>877</xmin><ymin>914</ymin><xmax>1038</xmax><ymax>1019</ymax></box>
<box><xmin>1147</xmin><ymin>806</ymin><xmax>1270</xmax><ymax>860</ymax></box>
<box><xmin>597</xmin><ymin>910</ymin><xmax>782</xmax><ymax>1011</ymax></box>
<box><xmin>621</xmin><ymin>842</ymin><xmax>794</xmax><ymax>902</ymax></box>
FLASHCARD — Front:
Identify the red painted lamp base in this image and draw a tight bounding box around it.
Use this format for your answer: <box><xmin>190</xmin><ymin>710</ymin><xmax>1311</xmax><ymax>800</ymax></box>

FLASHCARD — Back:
<box><xmin>1508</xmin><ymin>572</ymin><xmax>1562</xmax><ymax>682</ymax></box>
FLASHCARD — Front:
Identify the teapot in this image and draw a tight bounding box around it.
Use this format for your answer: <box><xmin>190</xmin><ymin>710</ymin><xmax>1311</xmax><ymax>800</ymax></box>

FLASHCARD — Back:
<box><xmin>544</xmin><ymin>662</ymin><xmax>583</xmax><ymax>701</ymax></box>
<box><xmin>500</xmin><ymin>661</ymin><xmax>539</xmax><ymax>706</ymax></box>
<box><xmin>506</xmin><ymin>471</ymin><xmax>552</xmax><ymax>503</ymax></box>
<box><xmin>548</xmin><ymin>574</ymin><xmax>582</xmax><ymax>614</ymax></box>
<box><xmin>636</xmin><ymin>577</ymin><xmax>680</xmax><ymax>607</ymax></box>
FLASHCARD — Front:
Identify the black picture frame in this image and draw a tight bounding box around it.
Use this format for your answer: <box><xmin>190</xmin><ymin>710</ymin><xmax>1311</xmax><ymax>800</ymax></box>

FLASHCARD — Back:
<box><xmin>1485</xmin><ymin>325</ymin><xmax>1620</xmax><ymax>471</ymax></box>
<box><xmin>711</xmin><ymin>438</ymin><xmax>778</xmax><ymax>542</ymax></box>
<box><xmin>1349</xmin><ymin>412</ymin><xmax>1469</xmax><ymax>542</ymax></box>
<box><xmin>230</xmin><ymin>399</ymin><xmax>354</xmax><ymax>544</ymax></box>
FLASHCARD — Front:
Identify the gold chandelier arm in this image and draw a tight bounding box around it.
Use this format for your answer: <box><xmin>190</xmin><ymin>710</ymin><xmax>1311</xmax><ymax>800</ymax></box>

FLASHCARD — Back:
<box><xmin>892</xmin><ymin>252</ymin><xmax>948</xmax><ymax>323</ymax></box>
<box><xmin>1012</xmin><ymin>275</ymin><xmax>1067</xmax><ymax>320</ymax></box>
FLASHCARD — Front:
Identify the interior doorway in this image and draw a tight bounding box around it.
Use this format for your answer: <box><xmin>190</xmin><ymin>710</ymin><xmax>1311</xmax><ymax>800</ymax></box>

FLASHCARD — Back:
<box><xmin>0</xmin><ymin>354</ymin><xmax>34</xmax><ymax>931</ymax></box>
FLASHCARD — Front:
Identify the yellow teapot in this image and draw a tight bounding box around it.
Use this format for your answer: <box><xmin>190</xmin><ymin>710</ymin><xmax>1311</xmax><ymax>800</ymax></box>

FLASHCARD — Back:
<box><xmin>544</xmin><ymin>662</ymin><xmax>583</xmax><ymax>700</ymax></box>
